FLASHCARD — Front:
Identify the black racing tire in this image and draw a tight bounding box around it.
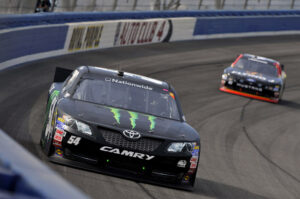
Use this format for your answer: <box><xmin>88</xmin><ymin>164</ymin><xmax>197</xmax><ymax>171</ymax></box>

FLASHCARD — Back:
<box><xmin>42</xmin><ymin>109</ymin><xmax>57</xmax><ymax>156</ymax></box>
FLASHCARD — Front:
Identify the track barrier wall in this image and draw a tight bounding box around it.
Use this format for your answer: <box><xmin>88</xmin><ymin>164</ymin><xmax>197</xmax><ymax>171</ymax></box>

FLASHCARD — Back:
<box><xmin>1</xmin><ymin>10</ymin><xmax>300</xmax><ymax>197</ymax></box>
<box><xmin>2</xmin><ymin>10</ymin><xmax>300</xmax><ymax>70</ymax></box>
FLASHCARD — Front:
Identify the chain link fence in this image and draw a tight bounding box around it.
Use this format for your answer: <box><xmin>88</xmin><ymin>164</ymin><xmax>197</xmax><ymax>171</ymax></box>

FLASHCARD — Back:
<box><xmin>1</xmin><ymin>0</ymin><xmax>300</xmax><ymax>14</ymax></box>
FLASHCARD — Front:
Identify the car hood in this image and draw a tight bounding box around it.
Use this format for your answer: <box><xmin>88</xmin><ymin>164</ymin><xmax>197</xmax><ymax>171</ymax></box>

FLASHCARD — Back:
<box><xmin>57</xmin><ymin>98</ymin><xmax>199</xmax><ymax>141</ymax></box>
<box><xmin>224</xmin><ymin>67</ymin><xmax>281</xmax><ymax>84</ymax></box>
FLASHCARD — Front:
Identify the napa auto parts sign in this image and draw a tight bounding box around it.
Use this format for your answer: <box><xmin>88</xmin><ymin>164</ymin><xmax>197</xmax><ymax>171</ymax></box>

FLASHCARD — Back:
<box><xmin>113</xmin><ymin>19</ymin><xmax>173</xmax><ymax>46</ymax></box>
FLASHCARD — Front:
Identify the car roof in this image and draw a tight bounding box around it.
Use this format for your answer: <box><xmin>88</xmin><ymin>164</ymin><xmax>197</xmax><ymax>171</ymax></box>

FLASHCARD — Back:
<box><xmin>76</xmin><ymin>66</ymin><xmax>170</xmax><ymax>89</ymax></box>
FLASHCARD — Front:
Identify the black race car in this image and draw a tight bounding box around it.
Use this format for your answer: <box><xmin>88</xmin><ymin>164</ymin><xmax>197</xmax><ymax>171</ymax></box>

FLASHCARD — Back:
<box><xmin>220</xmin><ymin>53</ymin><xmax>286</xmax><ymax>103</ymax></box>
<box><xmin>40</xmin><ymin>66</ymin><xmax>200</xmax><ymax>189</ymax></box>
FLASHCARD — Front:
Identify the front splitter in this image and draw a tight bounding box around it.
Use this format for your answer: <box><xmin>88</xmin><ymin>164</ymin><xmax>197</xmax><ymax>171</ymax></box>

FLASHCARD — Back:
<box><xmin>220</xmin><ymin>86</ymin><xmax>279</xmax><ymax>103</ymax></box>
<box><xmin>49</xmin><ymin>155</ymin><xmax>194</xmax><ymax>191</ymax></box>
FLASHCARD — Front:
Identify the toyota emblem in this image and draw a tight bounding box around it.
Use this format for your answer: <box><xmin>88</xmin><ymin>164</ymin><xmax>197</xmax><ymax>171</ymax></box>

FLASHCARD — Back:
<box><xmin>122</xmin><ymin>129</ymin><xmax>141</xmax><ymax>140</ymax></box>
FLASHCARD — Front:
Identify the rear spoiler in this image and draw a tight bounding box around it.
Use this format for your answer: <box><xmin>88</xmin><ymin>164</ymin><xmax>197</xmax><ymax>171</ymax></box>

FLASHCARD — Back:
<box><xmin>53</xmin><ymin>67</ymin><xmax>73</xmax><ymax>83</ymax></box>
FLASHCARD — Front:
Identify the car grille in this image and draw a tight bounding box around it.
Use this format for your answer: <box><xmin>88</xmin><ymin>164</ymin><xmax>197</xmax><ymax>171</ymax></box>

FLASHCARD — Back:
<box><xmin>100</xmin><ymin>128</ymin><xmax>163</xmax><ymax>152</ymax></box>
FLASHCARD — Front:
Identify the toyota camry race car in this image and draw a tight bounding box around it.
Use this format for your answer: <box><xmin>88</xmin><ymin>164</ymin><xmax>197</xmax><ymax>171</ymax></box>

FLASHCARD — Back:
<box><xmin>40</xmin><ymin>66</ymin><xmax>200</xmax><ymax>189</ymax></box>
<box><xmin>220</xmin><ymin>54</ymin><xmax>286</xmax><ymax>103</ymax></box>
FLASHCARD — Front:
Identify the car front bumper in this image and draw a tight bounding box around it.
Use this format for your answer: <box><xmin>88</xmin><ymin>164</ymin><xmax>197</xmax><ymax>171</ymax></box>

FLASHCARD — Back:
<box><xmin>220</xmin><ymin>86</ymin><xmax>279</xmax><ymax>103</ymax></box>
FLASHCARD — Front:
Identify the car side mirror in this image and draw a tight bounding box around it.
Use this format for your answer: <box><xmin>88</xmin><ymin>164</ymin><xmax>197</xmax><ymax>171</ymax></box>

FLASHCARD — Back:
<box><xmin>281</xmin><ymin>64</ymin><xmax>285</xmax><ymax>70</ymax></box>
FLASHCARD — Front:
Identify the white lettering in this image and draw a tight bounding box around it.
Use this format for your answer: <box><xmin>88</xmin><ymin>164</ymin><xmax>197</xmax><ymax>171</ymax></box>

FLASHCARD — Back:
<box><xmin>133</xmin><ymin>153</ymin><xmax>145</xmax><ymax>159</ymax></box>
<box><xmin>100</xmin><ymin>146</ymin><xmax>112</xmax><ymax>152</ymax></box>
<box><xmin>99</xmin><ymin>146</ymin><xmax>155</xmax><ymax>160</ymax></box>
<box><xmin>145</xmin><ymin>155</ymin><xmax>155</xmax><ymax>161</ymax></box>
<box><xmin>110</xmin><ymin>148</ymin><xmax>120</xmax><ymax>154</ymax></box>
<box><xmin>120</xmin><ymin>150</ymin><xmax>134</xmax><ymax>157</ymax></box>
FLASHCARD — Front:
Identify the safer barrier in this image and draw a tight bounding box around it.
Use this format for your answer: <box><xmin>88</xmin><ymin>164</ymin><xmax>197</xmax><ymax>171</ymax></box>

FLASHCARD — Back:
<box><xmin>1</xmin><ymin>10</ymin><xmax>300</xmax><ymax>70</ymax></box>
<box><xmin>0</xmin><ymin>129</ymin><xmax>88</xmax><ymax>198</ymax></box>
<box><xmin>1</xmin><ymin>10</ymin><xmax>300</xmax><ymax>30</ymax></box>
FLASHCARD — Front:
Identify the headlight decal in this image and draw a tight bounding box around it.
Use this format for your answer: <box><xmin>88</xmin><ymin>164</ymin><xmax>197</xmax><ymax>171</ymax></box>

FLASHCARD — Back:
<box><xmin>75</xmin><ymin>120</ymin><xmax>92</xmax><ymax>135</ymax></box>
<box><xmin>62</xmin><ymin>114</ymin><xmax>92</xmax><ymax>136</ymax></box>
<box><xmin>167</xmin><ymin>142</ymin><xmax>193</xmax><ymax>153</ymax></box>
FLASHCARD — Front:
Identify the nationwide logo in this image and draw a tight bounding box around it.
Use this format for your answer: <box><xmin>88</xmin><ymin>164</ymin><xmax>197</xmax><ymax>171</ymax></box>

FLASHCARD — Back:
<box><xmin>100</xmin><ymin>146</ymin><xmax>155</xmax><ymax>160</ymax></box>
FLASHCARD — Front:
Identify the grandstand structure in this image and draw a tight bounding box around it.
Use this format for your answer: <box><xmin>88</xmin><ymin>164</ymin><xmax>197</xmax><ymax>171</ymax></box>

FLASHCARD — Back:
<box><xmin>0</xmin><ymin>0</ymin><xmax>300</xmax><ymax>14</ymax></box>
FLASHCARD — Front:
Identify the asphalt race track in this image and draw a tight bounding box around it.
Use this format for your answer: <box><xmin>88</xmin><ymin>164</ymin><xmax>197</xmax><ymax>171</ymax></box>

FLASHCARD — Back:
<box><xmin>1</xmin><ymin>36</ymin><xmax>300</xmax><ymax>199</ymax></box>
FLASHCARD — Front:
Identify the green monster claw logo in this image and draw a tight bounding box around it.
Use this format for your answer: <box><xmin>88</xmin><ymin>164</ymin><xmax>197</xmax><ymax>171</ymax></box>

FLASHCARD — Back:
<box><xmin>110</xmin><ymin>108</ymin><xmax>121</xmax><ymax>124</ymax></box>
<box><xmin>128</xmin><ymin>111</ymin><xmax>138</xmax><ymax>129</ymax></box>
<box><xmin>148</xmin><ymin>115</ymin><xmax>156</xmax><ymax>130</ymax></box>
<box><xmin>108</xmin><ymin>107</ymin><xmax>156</xmax><ymax>131</ymax></box>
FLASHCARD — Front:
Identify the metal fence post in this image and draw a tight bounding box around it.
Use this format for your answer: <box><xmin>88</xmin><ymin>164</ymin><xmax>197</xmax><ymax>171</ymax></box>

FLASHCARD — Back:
<box><xmin>198</xmin><ymin>0</ymin><xmax>203</xmax><ymax>10</ymax></box>
<box><xmin>112</xmin><ymin>0</ymin><xmax>118</xmax><ymax>11</ymax></box>
<box><xmin>132</xmin><ymin>0</ymin><xmax>138</xmax><ymax>10</ymax></box>
<box><xmin>291</xmin><ymin>0</ymin><xmax>295</xmax><ymax>9</ymax></box>
<box><xmin>215</xmin><ymin>0</ymin><xmax>221</xmax><ymax>9</ymax></box>
<box><xmin>267</xmin><ymin>0</ymin><xmax>272</xmax><ymax>9</ymax></box>
<box><xmin>221</xmin><ymin>0</ymin><xmax>225</xmax><ymax>9</ymax></box>
<box><xmin>244</xmin><ymin>0</ymin><xmax>249</xmax><ymax>9</ymax></box>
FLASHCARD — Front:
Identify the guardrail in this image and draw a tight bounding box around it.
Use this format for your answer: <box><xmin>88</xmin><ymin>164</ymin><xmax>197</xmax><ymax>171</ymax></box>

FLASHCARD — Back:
<box><xmin>0</xmin><ymin>129</ymin><xmax>89</xmax><ymax>198</ymax></box>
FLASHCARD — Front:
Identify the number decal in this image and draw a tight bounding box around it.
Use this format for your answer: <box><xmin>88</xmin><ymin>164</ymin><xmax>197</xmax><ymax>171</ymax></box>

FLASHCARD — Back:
<box><xmin>67</xmin><ymin>136</ymin><xmax>81</xmax><ymax>146</ymax></box>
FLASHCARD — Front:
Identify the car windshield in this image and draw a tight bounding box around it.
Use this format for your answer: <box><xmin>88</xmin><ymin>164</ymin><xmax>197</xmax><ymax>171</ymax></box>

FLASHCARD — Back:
<box><xmin>235</xmin><ymin>57</ymin><xmax>278</xmax><ymax>77</ymax></box>
<box><xmin>72</xmin><ymin>77</ymin><xmax>181</xmax><ymax>120</ymax></box>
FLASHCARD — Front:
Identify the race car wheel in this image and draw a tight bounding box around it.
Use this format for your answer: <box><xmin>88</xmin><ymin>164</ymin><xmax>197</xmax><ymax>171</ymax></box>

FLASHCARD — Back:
<box><xmin>43</xmin><ymin>112</ymin><xmax>56</xmax><ymax>156</ymax></box>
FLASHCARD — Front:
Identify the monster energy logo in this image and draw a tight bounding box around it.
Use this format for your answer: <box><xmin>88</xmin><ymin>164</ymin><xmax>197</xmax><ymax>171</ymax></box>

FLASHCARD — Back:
<box><xmin>148</xmin><ymin>115</ymin><xmax>156</xmax><ymax>130</ymax></box>
<box><xmin>110</xmin><ymin>108</ymin><xmax>120</xmax><ymax>124</ymax></box>
<box><xmin>128</xmin><ymin>111</ymin><xmax>138</xmax><ymax>129</ymax></box>
<box><xmin>108</xmin><ymin>107</ymin><xmax>156</xmax><ymax>130</ymax></box>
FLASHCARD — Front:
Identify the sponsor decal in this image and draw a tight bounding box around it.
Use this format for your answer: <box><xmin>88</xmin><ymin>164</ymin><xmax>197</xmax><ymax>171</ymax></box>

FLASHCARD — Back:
<box><xmin>57</xmin><ymin>117</ymin><xmax>65</xmax><ymax>123</ymax></box>
<box><xmin>169</xmin><ymin>92</ymin><xmax>175</xmax><ymax>100</ymax></box>
<box><xmin>56</xmin><ymin>120</ymin><xmax>65</xmax><ymax>130</ymax></box>
<box><xmin>53</xmin><ymin>128</ymin><xmax>64</xmax><ymax>147</ymax></box>
<box><xmin>192</xmin><ymin>149</ymin><xmax>199</xmax><ymax>156</ymax></box>
<box><xmin>232</xmin><ymin>71</ymin><xmax>267</xmax><ymax>81</ymax></box>
<box><xmin>55</xmin><ymin>148</ymin><xmax>63</xmax><ymax>157</ymax></box>
<box><xmin>236</xmin><ymin>83</ymin><xmax>262</xmax><ymax>92</ymax></box>
<box><xmin>110</xmin><ymin>108</ymin><xmax>121</xmax><ymax>124</ymax></box>
<box><xmin>114</xmin><ymin>20</ymin><xmax>172</xmax><ymax>47</ymax></box>
<box><xmin>68</xmin><ymin>25</ymin><xmax>104</xmax><ymax>51</ymax></box>
<box><xmin>148</xmin><ymin>115</ymin><xmax>156</xmax><ymax>131</ymax></box>
<box><xmin>107</xmin><ymin>78</ymin><xmax>153</xmax><ymax>91</ymax></box>
<box><xmin>188</xmin><ymin>143</ymin><xmax>199</xmax><ymax>174</ymax></box>
<box><xmin>184</xmin><ymin>175</ymin><xmax>190</xmax><ymax>181</ymax></box>
<box><xmin>128</xmin><ymin>111</ymin><xmax>138</xmax><ymax>129</ymax></box>
<box><xmin>53</xmin><ymin>140</ymin><xmax>62</xmax><ymax>147</ymax></box>
<box><xmin>100</xmin><ymin>146</ymin><xmax>155</xmax><ymax>160</ymax></box>
<box><xmin>247</xmin><ymin>78</ymin><xmax>256</xmax><ymax>83</ymax></box>
<box><xmin>107</xmin><ymin>107</ymin><xmax>157</xmax><ymax>131</ymax></box>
